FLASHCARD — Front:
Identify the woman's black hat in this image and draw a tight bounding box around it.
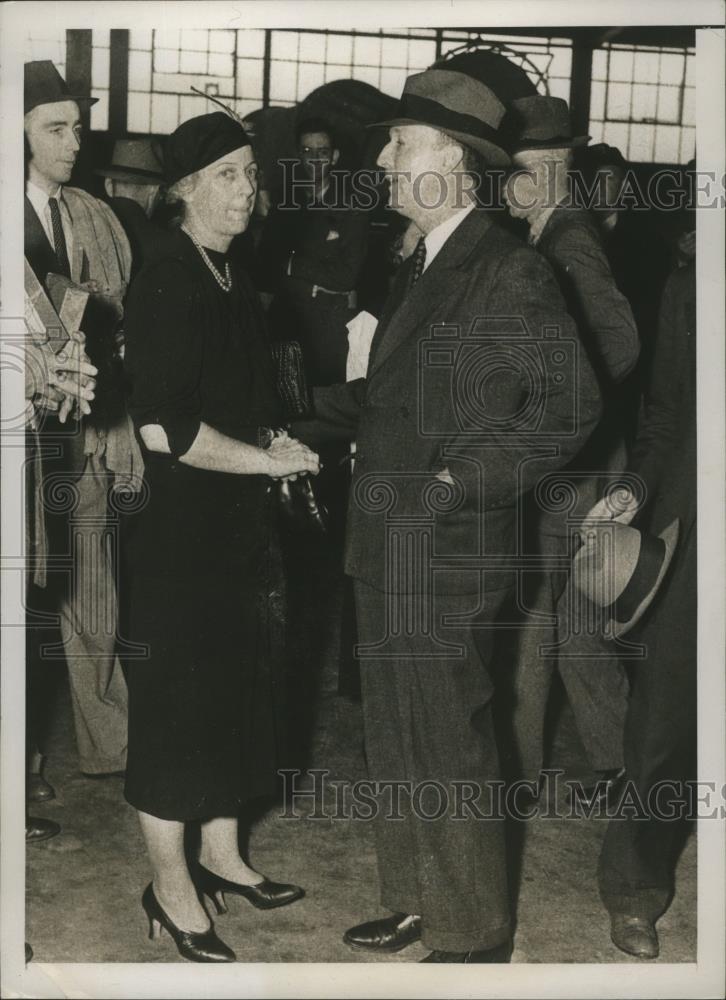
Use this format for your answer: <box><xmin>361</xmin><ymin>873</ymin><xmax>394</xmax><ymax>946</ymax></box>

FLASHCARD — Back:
<box><xmin>165</xmin><ymin>112</ymin><xmax>251</xmax><ymax>186</ymax></box>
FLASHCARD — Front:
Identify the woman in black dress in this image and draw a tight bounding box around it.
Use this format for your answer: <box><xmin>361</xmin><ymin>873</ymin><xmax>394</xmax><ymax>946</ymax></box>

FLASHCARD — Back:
<box><xmin>122</xmin><ymin>113</ymin><xmax>319</xmax><ymax>963</ymax></box>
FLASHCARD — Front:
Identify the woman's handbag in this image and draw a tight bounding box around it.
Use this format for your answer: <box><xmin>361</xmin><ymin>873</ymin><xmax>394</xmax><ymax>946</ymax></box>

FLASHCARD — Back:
<box><xmin>269</xmin><ymin>340</ymin><xmax>328</xmax><ymax>534</ymax></box>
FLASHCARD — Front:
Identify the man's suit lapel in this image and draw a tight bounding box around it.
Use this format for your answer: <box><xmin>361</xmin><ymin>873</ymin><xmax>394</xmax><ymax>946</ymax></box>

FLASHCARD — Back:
<box><xmin>24</xmin><ymin>195</ymin><xmax>58</xmax><ymax>285</ymax></box>
<box><xmin>369</xmin><ymin>208</ymin><xmax>491</xmax><ymax>376</ymax></box>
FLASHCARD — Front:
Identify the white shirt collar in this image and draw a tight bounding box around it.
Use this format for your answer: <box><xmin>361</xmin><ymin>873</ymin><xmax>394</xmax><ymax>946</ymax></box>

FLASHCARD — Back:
<box><xmin>422</xmin><ymin>201</ymin><xmax>476</xmax><ymax>271</ymax></box>
<box><xmin>26</xmin><ymin>179</ymin><xmax>63</xmax><ymax>217</ymax></box>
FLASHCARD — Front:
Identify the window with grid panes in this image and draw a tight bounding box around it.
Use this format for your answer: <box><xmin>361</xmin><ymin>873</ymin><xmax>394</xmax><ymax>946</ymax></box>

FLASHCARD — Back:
<box><xmin>589</xmin><ymin>43</ymin><xmax>695</xmax><ymax>163</ymax></box>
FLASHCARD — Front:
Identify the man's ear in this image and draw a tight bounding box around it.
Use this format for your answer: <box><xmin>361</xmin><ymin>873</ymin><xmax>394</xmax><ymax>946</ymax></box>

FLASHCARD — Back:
<box><xmin>103</xmin><ymin>178</ymin><xmax>114</xmax><ymax>199</ymax></box>
<box><xmin>332</xmin><ymin>148</ymin><xmax>340</xmax><ymax>166</ymax></box>
<box><xmin>440</xmin><ymin>140</ymin><xmax>464</xmax><ymax>175</ymax></box>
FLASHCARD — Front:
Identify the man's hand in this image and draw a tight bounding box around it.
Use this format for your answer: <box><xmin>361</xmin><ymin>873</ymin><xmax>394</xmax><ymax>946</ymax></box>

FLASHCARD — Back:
<box><xmin>581</xmin><ymin>487</ymin><xmax>640</xmax><ymax>533</ymax></box>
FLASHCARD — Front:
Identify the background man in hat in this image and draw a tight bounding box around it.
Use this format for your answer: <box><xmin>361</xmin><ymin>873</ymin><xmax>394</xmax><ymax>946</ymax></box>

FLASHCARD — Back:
<box><xmin>96</xmin><ymin>138</ymin><xmax>168</xmax><ymax>277</ymax></box>
<box><xmin>585</xmin><ymin>244</ymin><xmax>697</xmax><ymax>961</ymax></box>
<box><xmin>24</xmin><ymin>59</ymin><xmax>140</xmax><ymax>782</ymax></box>
<box><xmin>294</xmin><ymin>67</ymin><xmax>602</xmax><ymax>962</ymax></box>
<box><xmin>502</xmin><ymin>95</ymin><xmax>640</xmax><ymax>803</ymax></box>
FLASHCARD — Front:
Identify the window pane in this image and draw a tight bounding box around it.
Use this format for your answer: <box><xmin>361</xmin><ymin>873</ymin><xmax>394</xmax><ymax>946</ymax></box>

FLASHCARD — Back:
<box><xmin>682</xmin><ymin>87</ymin><xmax>695</xmax><ymax>127</ymax></box>
<box><xmin>208</xmin><ymin>51</ymin><xmax>233</xmax><ymax>78</ymax></box>
<box><xmin>179</xmin><ymin>94</ymin><xmax>204</xmax><ymax>124</ymax></box>
<box><xmin>90</xmin><ymin>89</ymin><xmax>108</xmax><ymax>131</ymax></box>
<box><xmin>236</xmin><ymin>58</ymin><xmax>264</xmax><ymax>99</ymax></box>
<box><xmin>129</xmin><ymin>49</ymin><xmax>152</xmax><ymax>92</ymax></box>
<box><xmin>607</xmin><ymin>82</ymin><xmax>632</xmax><ymax>119</ymax></box>
<box><xmin>379</xmin><ymin>67</ymin><xmax>408</xmax><ymax>98</ymax></box>
<box><xmin>154</xmin><ymin>48</ymin><xmax>179</xmax><ymax>74</ymax></box>
<box><xmin>602</xmin><ymin>121</ymin><xmax>630</xmax><ymax>155</ymax></box>
<box><xmin>238</xmin><ymin>98</ymin><xmax>261</xmax><ymax>119</ymax></box>
<box><xmin>591</xmin><ymin>49</ymin><xmax>607</xmax><ymax>81</ymax></box>
<box><xmin>298</xmin><ymin>32</ymin><xmax>325</xmax><ymax>62</ymax></box>
<box><xmin>606</xmin><ymin>48</ymin><xmax>634</xmax><ymax>83</ymax></box>
<box><xmin>656</xmin><ymin>85</ymin><xmax>680</xmax><ymax>124</ymax></box>
<box><xmin>381</xmin><ymin>37</ymin><xmax>410</xmax><ymax>68</ymax></box>
<box><xmin>181</xmin><ymin>29</ymin><xmax>209</xmax><ymax>51</ymax></box>
<box><xmin>92</xmin><ymin>47</ymin><xmax>110</xmax><ymax>89</ymax></box>
<box><xmin>653</xmin><ymin>125</ymin><xmax>682</xmax><ymax>163</ymax></box>
<box><xmin>271</xmin><ymin>32</ymin><xmax>299</xmax><ymax>60</ymax></box>
<box><xmin>407</xmin><ymin>38</ymin><xmax>436</xmax><ymax>69</ymax></box>
<box><xmin>352</xmin><ymin>64</ymin><xmax>381</xmax><ymax>89</ymax></box>
<box><xmin>269</xmin><ymin>60</ymin><xmax>298</xmax><ymax>102</ymax></box>
<box><xmin>127</xmin><ymin>91</ymin><xmax>151</xmax><ymax>133</ymax></box>
<box><xmin>154</xmin><ymin>30</ymin><xmax>180</xmax><ymax>50</ymax></box>
<box><xmin>326</xmin><ymin>33</ymin><xmax>353</xmax><ymax>64</ymax></box>
<box><xmin>659</xmin><ymin>51</ymin><xmax>685</xmax><ymax>85</ymax></box>
<box><xmin>633</xmin><ymin>49</ymin><xmax>659</xmax><ymax>84</ymax></box>
<box><xmin>547</xmin><ymin>77</ymin><xmax>569</xmax><ymax>102</ymax></box>
<box><xmin>297</xmin><ymin>62</ymin><xmax>325</xmax><ymax>101</ymax></box>
<box><xmin>129</xmin><ymin>29</ymin><xmax>152</xmax><ymax>51</ymax></box>
<box><xmin>631</xmin><ymin>83</ymin><xmax>657</xmax><ymax>121</ymax></box>
<box><xmin>628</xmin><ymin>123</ymin><xmax>655</xmax><ymax>161</ymax></box>
<box><xmin>179</xmin><ymin>49</ymin><xmax>208</xmax><ymax>74</ymax></box>
<box><xmin>209</xmin><ymin>30</ymin><xmax>236</xmax><ymax>54</ymax></box>
<box><xmin>237</xmin><ymin>30</ymin><xmax>266</xmax><ymax>58</ymax></box>
<box><xmin>548</xmin><ymin>46</ymin><xmax>572</xmax><ymax>78</ymax></box>
<box><xmin>679</xmin><ymin>127</ymin><xmax>695</xmax><ymax>163</ymax></box>
<box><xmin>151</xmin><ymin>92</ymin><xmax>179</xmax><ymax>133</ymax></box>
<box><xmin>324</xmin><ymin>63</ymin><xmax>353</xmax><ymax>84</ymax></box>
<box><xmin>590</xmin><ymin>80</ymin><xmax>606</xmax><ymax>121</ymax></box>
<box><xmin>588</xmin><ymin>120</ymin><xmax>607</xmax><ymax>144</ymax></box>
<box><xmin>353</xmin><ymin>35</ymin><xmax>381</xmax><ymax>65</ymax></box>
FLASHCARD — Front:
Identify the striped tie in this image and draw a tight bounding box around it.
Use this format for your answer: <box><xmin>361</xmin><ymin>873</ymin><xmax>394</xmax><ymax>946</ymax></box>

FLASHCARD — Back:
<box><xmin>408</xmin><ymin>236</ymin><xmax>427</xmax><ymax>289</ymax></box>
<box><xmin>48</xmin><ymin>196</ymin><xmax>71</xmax><ymax>278</ymax></box>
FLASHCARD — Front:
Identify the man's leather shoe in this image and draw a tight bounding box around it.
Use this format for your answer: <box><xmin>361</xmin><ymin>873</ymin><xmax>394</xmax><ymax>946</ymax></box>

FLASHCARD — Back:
<box><xmin>343</xmin><ymin>912</ymin><xmax>422</xmax><ymax>952</ymax></box>
<box><xmin>610</xmin><ymin>915</ymin><xmax>659</xmax><ymax>958</ymax></box>
<box><xmin>26</xmin><ymin>816</ymin><xmax>60</xmax><ymax>843</ymax></box>
<box><xmin>570</xmin><ymin>768</ymin><xmax>626</xmax><ymax>810</ymax></box>
<box><xmin>420</xmin><ymin>940</ymin><xmax>513</xmax><ymax>963</ymax></box>
<box><xmin>27</xmin><ymin>773</ymin><xmax>55</xmax><ymax>803</ymax></box>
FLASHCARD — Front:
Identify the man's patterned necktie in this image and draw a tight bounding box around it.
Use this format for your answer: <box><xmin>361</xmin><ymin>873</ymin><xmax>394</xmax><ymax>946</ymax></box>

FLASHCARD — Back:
<box><xmin>408</xmin><ymin>236</ymin><xmax>427</xmax><ymax>289</ymax></box>
<box><xmin>48</xmin><ymin>196</ymin><xmax>71</xmax><ymax>278</ymax></box>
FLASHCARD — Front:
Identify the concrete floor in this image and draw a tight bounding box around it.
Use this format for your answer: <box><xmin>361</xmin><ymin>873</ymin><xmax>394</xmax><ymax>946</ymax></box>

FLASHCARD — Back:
<box><xmin>26</xmin><ymin>553</ymin><xmax>696</xmax><ymax>965</ymax></box>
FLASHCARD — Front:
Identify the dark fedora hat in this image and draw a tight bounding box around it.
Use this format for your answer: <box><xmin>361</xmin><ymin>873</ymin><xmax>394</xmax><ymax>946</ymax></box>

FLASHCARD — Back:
<box><xmin>95</xmin><ymin>139</ymin><xmax>164</xmax><ymax>184</ymax></box>
<box><xmin>432</xmin><ymin>49</ymin><xmax>538</xmax><ymax>106</ymax></box>
<box><xmin>369</xmin><ymin>68</ymin><xmax>510</xmax><ymax>167</ymax></box>
<box><xmin>571</xmin><ymin>519</ymin><xmax>679</xmax><ymax>639</ymax></box>
<box><xmin>25</xmin><ymin>60</ymin><xmax>98</xmax><ymax>116</ymax></box>
<box><xmin>511</xmin><ymin>95</ymin><xmax>589</xmax><ymax>151</ymax></box>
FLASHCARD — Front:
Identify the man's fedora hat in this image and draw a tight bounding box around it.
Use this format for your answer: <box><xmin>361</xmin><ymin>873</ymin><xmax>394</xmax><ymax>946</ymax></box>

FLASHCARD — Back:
<box><xmin>369</xmin><ymin>68</ymin><xmax>511</xmax><ymax>166</ymax></box>
<box><xmin>511</xmin><ymin>95</ymin><xmax>589</xmax><ymax>151</ymax></box>
<box><xmin>571</xmin><ymin>519</ymin><xmax>680</xmax><ymax>639</ymax></box>
<box><xmin>95</xmin><ymin>139</ymin><xmax>164</xmax><ymax>184</ymax></box>
<box><xmin>25</xmin><ymin>60</ymin><xmax>98</xmax><ymax>116</ymax></box>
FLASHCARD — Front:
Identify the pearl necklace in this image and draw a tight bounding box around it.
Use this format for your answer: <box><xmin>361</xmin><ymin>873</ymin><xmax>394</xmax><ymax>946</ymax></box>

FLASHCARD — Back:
<box><xmin>182</xmin><ymin>226</ymin><xmax>233</xmax><ymax>292</ymax></box>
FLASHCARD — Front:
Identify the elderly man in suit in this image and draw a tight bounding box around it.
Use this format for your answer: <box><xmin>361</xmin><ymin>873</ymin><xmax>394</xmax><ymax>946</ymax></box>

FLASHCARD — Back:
<box><xmin>294</xmin><ymin>67</ymin><xmax>602</xmax><ymax>962</ymax></box>
<box><xmin>24</xmin><ymin>60</ymin><xmax>141</xmax><ymax>781</ymax></box>
<box><xmin>502</xmin><ymin>97</ymin><xmax>640</xmax><ymax>802</ymax></box>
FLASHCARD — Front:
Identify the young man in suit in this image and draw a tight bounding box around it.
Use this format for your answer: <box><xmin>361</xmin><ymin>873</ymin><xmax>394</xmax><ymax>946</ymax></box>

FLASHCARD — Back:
<box><xmin>24</xmin><ymin>60</ymin><xmax>140</xmax><ymax>781</ymax></box>
<box><xmin>586</xmin><ymin>252</ymin><xmax>697</xmax><ymax>960</ymax></box>
<box><xmin>294</xmin><ymin>67</ymin><xmax>603</xmax><ymax>962</ymax></box>
<box><xmin>502</xmin><ymin>96</ymin><xmax>640</xmax><ymax>802</ymax></box>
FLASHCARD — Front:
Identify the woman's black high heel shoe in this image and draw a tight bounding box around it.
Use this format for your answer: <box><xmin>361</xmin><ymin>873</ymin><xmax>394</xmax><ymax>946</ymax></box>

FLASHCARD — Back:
<box><xmin>192</xmin><ymin>862</ymin><xmax>305</xmax><ymax>913</ymax></box>
<box><xmin>142</xmin><ymin>883</ymin><xmax>236</xmax><ymax>963</ymax></box>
